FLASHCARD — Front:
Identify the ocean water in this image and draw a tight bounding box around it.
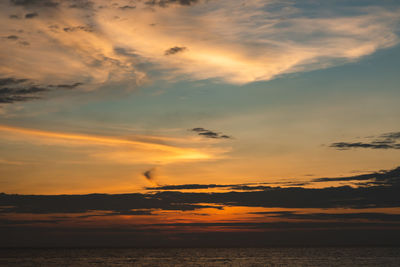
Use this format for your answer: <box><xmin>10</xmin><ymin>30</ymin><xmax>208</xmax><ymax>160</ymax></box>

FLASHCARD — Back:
<box><xmin>1</xmin><ymin>247</ymin><xmax>400</xmax><ymax>266</ymax></box>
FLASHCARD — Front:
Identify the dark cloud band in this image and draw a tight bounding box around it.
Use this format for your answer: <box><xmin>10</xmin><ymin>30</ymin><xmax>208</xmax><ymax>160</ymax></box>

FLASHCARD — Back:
<box><xmin>330</xmin><ymin>132</ymin><xmax>400</xmax><ymax>150</ymax></box>
<box><xmin>0</xmin><ymin>77</ymin><xmax>83</xmax><ymax>104</ymax></box>
<box><xmin>164</xmin><ymin>46</ymin><xmax>187</xmax><ymax>55</ymax></box>
<box><xmin>190</xmin><ymin>127</ymin><xmax>232</xmax><ymax>139</ymax></box>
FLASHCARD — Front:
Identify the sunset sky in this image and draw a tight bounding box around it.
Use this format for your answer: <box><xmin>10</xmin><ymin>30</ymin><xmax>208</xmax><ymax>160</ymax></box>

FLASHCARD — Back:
<box><xmin>1</xmin><ymin>0</ymin><xmax>400</xmax><ymax>247</ymax></box>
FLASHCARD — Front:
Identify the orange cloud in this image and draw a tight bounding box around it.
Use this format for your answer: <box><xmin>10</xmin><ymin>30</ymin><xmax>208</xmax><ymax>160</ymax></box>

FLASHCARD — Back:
<box><xmin>0</xmin><ymin>124</ymin><xmax>226</xmax><ymax>164</ymax></box>
<box><xmin>1</xmin><ymin>0</ymin><xmax>398</xmax><ymax>90</ymax></box>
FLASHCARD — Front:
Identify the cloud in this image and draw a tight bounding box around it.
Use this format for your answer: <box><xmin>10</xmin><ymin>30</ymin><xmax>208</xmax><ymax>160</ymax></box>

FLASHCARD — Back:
<box><xmin>164</xmin><ymin>46</ymin><xmax>187</xmax><ymax>56</ymax></box>
<box><xmin>147</xmin><ymin>184</ymin><xmax>231</xmax><ymax>190</ymax></box>
<box><xmin>0</xmin><ymin>192</ymin><xmax>221</xmax><ymax>214</ymax></box>
<box><xmin>6</xmin><ymin>35</ymin><xmax>19</xmax><ymax>40</ymax></box>
<box><xmin>330</xmin><ymin>131</ymin><xmax>400</xmax><ymax>150</ymax></box>
<box><xmin>190</xmin><ymin>127</ymin><xmax>231</xmax><ymax>139</ymax></box>
<box><xmin>312</xmin><ymin>166</ymin><xmax>400</xmax><ymax>187</ymax></box>
<box><xmin>145</xmin><ymin>0</ymin><xmax>198</xmax><ymax>7</ymax></box>
<box><xmin>0</xmin><ymin>0</ymin><xmax>398</xmax><ymax>94</ymax></box>
<box><xmin>75</xmin><ymin>209</ymin><xmax>154</xmax><ymax>218</ymax></box>
<box><xmin>119</xmin><ymin>5</ymin><xmax>136</xmax><ymax>10</ymax></box>
<box><xmin>103</xmin><ymin>0</ymin><xmax>400</xmax><ymax>84</ymax></box>
<box><xmin>0</xmin><ymin>78</ymin><xmax>28</xmax><ymax>86</ymax></box>
<box><xmin>25</xmin><ymin>12</ymin><xmax>38</xmax><ymax>18</ymax></box>
<box><xmin>0</xmin><ymin>77</ymin><xmax>83</xmax><ymax>103</ymax></box>
<box><xmin>0</xmin><ymin>124</ymin><xmax>220</xmax><ymax>164</ymax></box>
<box><xmin>55</xmin><ymin>82</ymin><xmax>83</xmax><ymax>89</ymax></box>
<box><xmin>63</xmin><ymin>25</ymin><xmax>93</xmax><ymax>32</ymax></box>
<box><xmin>2</xmin><ymin>166</ymin><xmax>397</xmax><ymax>215</ymax></box>
<box><xmin>145</xmin><ymin>166</ymin><xmax>400</xmax><ymax>210</ymax></box>
<box><xmin>9</xmin><ymin>0</ymin><xmax>93</xmax><ymax>9</ymax></box>
<box><xmin>10</xmin><ymin>0</ymin><xmax>59</xmax><ymax>7</ymax></box>
<box><xmin>143</xmin><ymin>167</ymin><xmax>158</xmax><ymax>186</ymax></box>
<box><xmin>67</xmin><ymin>0</ymin><xmax>94</xmax><ymax>9</ymax></box>
<box><xmin>382</xmin><ymin>132</ymin><xmax>400</xmax><ymax>139</ymax></box>
<box><xmin>330</xmin><ymin>142</ymin><xmax>400</xmax><ymax>150</ymax></box>
<box><xmin>146</xmin><ymin>183</ymin><xmax>273</xmax><ymax>191</ymax></box>
<box><xmin>2</xmin><ymin>166</ymin><xmax>400</xmax><ymax>247</ymax></box>
<box><xmin>0</xmin><ymin>1</ymin><xmax>147</xmax><ymax>98</ymax></box>
<box><xmin>0</xmin><ymin>86</ymin><xmax>47</xmax><ymax>103</ymax></box>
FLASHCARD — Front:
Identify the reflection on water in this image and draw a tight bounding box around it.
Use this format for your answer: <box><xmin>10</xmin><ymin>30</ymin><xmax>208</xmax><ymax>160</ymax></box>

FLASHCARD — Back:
<box><xmin>1</xmin><ymin>247</ymin><xmax>400</xmax><ymax>266</ymax></box>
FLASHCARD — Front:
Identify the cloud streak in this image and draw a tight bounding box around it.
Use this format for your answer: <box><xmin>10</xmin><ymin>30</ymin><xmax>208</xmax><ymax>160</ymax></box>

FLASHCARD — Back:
<box><xmin>164</xmin><ymin>46</ymin><xmax>187</xmax><ymax>56</ymax></box>
<box><xmin>191</xmin><ymin>127</ymin><xmax>231</xmax><ymax>139</ymax></box>
<box><xmin>145</xmin><ymin>0</ymin><xmax>199</xmax><ymax>7</ymax></box>
<box><xmin>0</xmin><ymin>77</ymin><xmax>82</xmax><ymax>103</ymax></box>
<box><xmin>330</xmin><ymin>131</ymin><xmax>400</xmax><ymax>150</ymax></box>
<box><xmin>0</xmin><ymin>124</ymin><xmax>221</xmax><ymax>164</ymax></box>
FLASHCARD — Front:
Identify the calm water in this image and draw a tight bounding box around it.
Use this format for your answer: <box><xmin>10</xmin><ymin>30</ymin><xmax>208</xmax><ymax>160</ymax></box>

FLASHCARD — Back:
<box><xmin>1</xmin><ymin>247</ymin><xmax>400</xmax><ymax>266</ymax></box>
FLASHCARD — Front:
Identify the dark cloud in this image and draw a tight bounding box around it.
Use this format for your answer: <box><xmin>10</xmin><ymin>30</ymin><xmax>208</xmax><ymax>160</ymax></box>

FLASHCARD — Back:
<box><xmin>10</xmin><ymin>0</ymin><xmax>59</xmax><ymax>7</ymax></box>
<box><xmin>10</xmin><ymin>0</ymin><xmax>94</xmax><ymax>9</ymax></box>
<box><xmin>382</xmin><ymin>132</ymin><xmax>400</xmax><ymax>139</ymax></box>
<box><xmin>143</xmin><ymin>168</ymin><xmax>158</xmax><ymax>185</ymax></box>
<box><xmin>191</xmin><ymin>127</ymin><xmax>207</xmax><ymax>132</ymax></box>
<box><xmin>25</xmin><ymin>12</ymin><xmax>39</xmax><ymax>18</ymax></box>
<box><xmin>75</xmin><ymin>209</ymin><xmax>154</xmax><ymax>219</ymax></box>
<box><xmin>1</xmin><ymin>166</ymin><xmax>400</xmax><ymax>217</ymax></box>
<box><xmin>330</xmin><ymin>131</ymin><xmax>400</xmax><ymax>150</ymax></box>
<box><xmin>0</xmin><ymin>192</ymin><xmax>221</xmax><ymax>214</ymax></box>
<box><xmin>0</xmin><ymin>77</ymin><xmax>83</xmax><ymax>104</ymax></box>
<box><xmin>2</xmin><ymin>167</ymin><xmax>400</xmax><ymax>247</ymax></box>
<box><xmin>146</xmin><ymin>0</ymin><xmax>198</xmax><ymax>8</ymax></box>
<box><xmin>68</xmin><ymin>0</ymin><xmax>94</xmax><ymax>9</ymax></box>
<box><xmin>19</xmin><ymin>41</ymin><xmax>30</xmax><ymax>46</ymax></box>
<box><xmin>0</xmin><ymin>86</ymin><xmax>48</xmax><ymax>103</ymax></box>
<box><xmin>119</xmin><ymin>5</ymin><xmax>136</xmax><ymax>10</ymax></box>
<box><xmin>0</xmin><ymin>218</ymin><xmax>62</xmax><ymax>225</ymax></box>
<box><xmin>6</xmin><ymin>35</ymin><xmax>19</xmax><ymax>40</ymax></box>
<box><xmin>54</xmin><ymin>82</ymin><xmax>83</xmax><ymax>89</ymax></box>
<box><xmin>330</xmin><ymin>142</ymin><xmax>400</xmax><ymax>150</ymax></box>
<box><xmin>146</xmin><ymin>184</ymin><xmax>272</xmax><ymax>191</ymax></box>
<box><xmin>164</xmin><ymin>46</ymin><xmax>187</xmax><ymax>55</ymax></box>
<box><xmin>0</xmin><ymin>78</ymin><xmax>28</xmax><ymax>86</ymax></box>
<box><xmin>63</xmin><ymin>25</ymin><xmax>93</xmax><ymax>32</ymax></box>
<box><xmin>312</xmin><ymin>166</ymin><xmax>400</xmax><ymax>187</ymax></box>
<box><xmin>147</xmin><ymin>184</ymin><xmax>228</xmax><ymax>190</ymax></box>
<box><xmin>229</xmin><ymin>185</ymin><xmax>273</xmax><ymax>190</ymax></box>
<box><xmin>190</xmin><ymin>127</ymin><xmax>232</xmax><ymax>139</ymax></box>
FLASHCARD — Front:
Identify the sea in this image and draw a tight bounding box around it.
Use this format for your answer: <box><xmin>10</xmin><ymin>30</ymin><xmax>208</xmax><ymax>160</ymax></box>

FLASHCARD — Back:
<box><xmin>1</xmin><ymin>247</ymin><xmax>400</xmax><ymax>266</ymax></box>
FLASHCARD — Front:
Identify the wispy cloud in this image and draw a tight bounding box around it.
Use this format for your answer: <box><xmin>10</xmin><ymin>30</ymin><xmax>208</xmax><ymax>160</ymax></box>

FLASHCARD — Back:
<box><xmin>164</xmin><ymin>46</ymin><xmax>187</xmax><ymax>56</ymax></box>
<box><xmin>0</xmin><ymin>0</ymin><xmax>398</xmax><ymax>96</ymax></box>
<box><xmin>0</xmin><ymin>77</ymin><xmax>82</xmax><ymax>103</ymax></box>
<box><xmin>145</xmin><ymin>0</ymin><xmax>199</xmax><ymax>7</ymax></box>
<box><xmin>0</xmin><ymin>124</ymin><xmax>224</xmax><ymax>164</ymax></box>
<box><xmin>330</xmin><ymin>131</ymin><xmax>400</xmax><ymax>150</ymax></box>
<box><xmin>191</xmin><ymin>127</ymin><xmax>231</xmax><ymax>139</ymax></box>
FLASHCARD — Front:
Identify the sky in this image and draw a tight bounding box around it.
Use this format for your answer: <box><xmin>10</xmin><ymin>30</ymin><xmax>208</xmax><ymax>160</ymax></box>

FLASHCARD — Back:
<box><xmin>1</xmin><ymin>0</ymin><xmax>400</xmax><ymax>247</ymax></box>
